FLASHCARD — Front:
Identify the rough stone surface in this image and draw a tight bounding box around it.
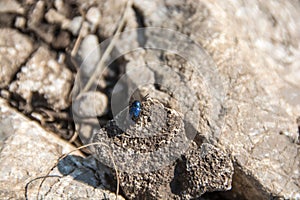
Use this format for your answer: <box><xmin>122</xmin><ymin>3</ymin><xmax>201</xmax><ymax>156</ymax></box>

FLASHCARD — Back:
<box><xmin>0</xmin><ymin>98</ymin><xmax>123</xmax><ymax>200</ymax></box>
<box><xmin>92</xmin><ymin>98</ymin><xmax>234</xmax><ymax>199</ymax></box>
<box><xmin>9</xmin><ymin>46</ymin><xmax>73</xmax><ymax>111</ymax></box>
<box><xmin>129</xmin><ymin>0</ymin><xmax>300</xmax><ymax>199</ymax></box>
<box><xmin>0</xmin><ymin>28</ymin><xmax>34</xmax><ymax>88</ymax></box>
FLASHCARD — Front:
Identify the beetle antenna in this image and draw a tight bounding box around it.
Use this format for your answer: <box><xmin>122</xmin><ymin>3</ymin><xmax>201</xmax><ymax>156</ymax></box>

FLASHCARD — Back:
<box><xmin>143</xmin><ymin>93</ymin><xmax>150</xmax><ymax>101</ymax></box>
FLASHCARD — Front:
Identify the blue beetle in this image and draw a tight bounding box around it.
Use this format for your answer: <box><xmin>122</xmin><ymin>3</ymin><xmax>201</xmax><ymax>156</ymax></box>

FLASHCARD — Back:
<box><xmin>129</xmin><ymin>100</ymin><xmax>141</xmax><ymax>120</ymax></box>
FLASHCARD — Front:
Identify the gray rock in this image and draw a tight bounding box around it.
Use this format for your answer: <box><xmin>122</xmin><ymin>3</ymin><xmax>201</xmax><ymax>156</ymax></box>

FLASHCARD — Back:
<box><xmin>78</xmin><ymin>34</ymin><xmax>101</xmax><ymax>77</ymax></box>
<box><xmin>125</xmin><ymin>55</ymin><xmax>156</xmax><ymax>87</ymax></box>
<box><xmin>0</xmin><ymin>89</ymin><xmax>10</xmax><ymax>99</ymax></box>
<box><xmin>91</xmin><ymin>98</ymin><xmax>234</xmax><ymax>199</ymax></box>
<box><xmin>0</xmin><ymin>0</ymin><xmax>24</xmax><ymax>14</ymax></box>
<box><xmin>0</xmin><ymin>117</ymin><xmax>13</xmax><ymax>149</ymax></box>
<box><xmin>128</xmin><ymin>0</ymin><xmax>300</xmax><ymax>199</ymax></box>
<box><xmin>9</xmin><ymin>46</ymin><xmax>73</xmax><ymax>111</ymax></box>
<box><xmin>14</xmin><ymin>17</ymin><xmax>26</xmax><ymax>29</ymax></box>
<box><xmin>0</xmin><ymin>98</ymin><xmax>124</xmax><ymax>200</ymax></box>
<box><xmin>0</xmin><ymin>28</ymin><xmax>34</xmax><ymax>88</ymax></box>
<box><xmin>44</xmin><ymin>7</ymin><xmax>84</xmax><ymax>36</ymax></box>
<box><xmin>86</xmin><ymin>7</ymin><xmax>101</xmax><ymax>25</ymax></box>
<box><xmin>67</xmin><ymin>16</ymin><xmax>83</xmax><ymax>36</ymax></box>
<box><xmin>94</xmin><ymin>0</ymin><xmax>137</xmax><ymax>37</ymax></box>
<box><xmin>54</xmin><ymin>0</ymin><xmax>67</xmax><ymax>15</ymax></box>
<box><xmin>45</xmin><ymin>8</ymin><xmax>70</xmax><ymax>27</ymax></box>
<box><xmin>86</xmin><ymin>7</ymin><xmax>101</xmax><ymax>31</ymax></box>
<box><xmin>77</xmin><ymin>120</ymin><xmax>100</xmax><ymax>145</ymax></box>
<box><xmin>73</xmin><ymin>91</ymin><xmax>108</xmax><ymax>118</ymax></box>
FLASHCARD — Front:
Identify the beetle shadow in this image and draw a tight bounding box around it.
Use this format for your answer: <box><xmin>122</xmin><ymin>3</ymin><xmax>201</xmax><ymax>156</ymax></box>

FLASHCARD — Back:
<box><xmin>57</xmin><ymin>154</ymin><xmax>120</xmax><ymax>195</ymax></box>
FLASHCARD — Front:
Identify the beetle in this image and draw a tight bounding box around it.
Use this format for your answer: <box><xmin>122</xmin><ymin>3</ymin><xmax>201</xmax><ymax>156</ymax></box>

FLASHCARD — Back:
<box><xmin>129</xmin><ymin>100</ymin><xmax>142</xmax><ymax>120</ymax></box>
<box><xmin>129</xmin><ymin>94</ymin><xmax>149</xmax><ymax>120</ymax></box>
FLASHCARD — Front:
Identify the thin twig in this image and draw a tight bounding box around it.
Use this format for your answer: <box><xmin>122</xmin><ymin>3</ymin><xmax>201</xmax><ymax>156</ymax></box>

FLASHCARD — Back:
<box><xmin>68</xmin><ymin>129</ymin><xmax>78</xmax><ymax>143</ymax></box>
<box><xmin>71</xmin><ymin>7</ymin><xmax>86</xmax><ymax>57</ymax></box>
<box><xmin>25</xmin><ymin>175</ymin><xmax>62</xmax><ymax>200</ymax></box>
<box><xmin>71</xmin><ymin>29</ymin><xmax>83</xmax><ymax>57</ymax></box>
<box><xmin>80</xmin><ymin>0</ymin><xmax>133</xmax><ymax>96</ymax></box>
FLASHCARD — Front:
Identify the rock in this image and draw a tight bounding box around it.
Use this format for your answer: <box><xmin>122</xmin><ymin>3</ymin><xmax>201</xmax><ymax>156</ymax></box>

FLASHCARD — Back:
<box><xmin>77</xmin><ymin>120</ymin><xmax>100</xmax><ymax>145</ymax></box>
<box><xmin>78</xmin><ymin>34</ymin><xmax>101</xmax><ymax>77</ymax></box>
<box><xmin>86</xmin><ymin>7</ymin><xmax>101</xmax><ymax>25</ymax></box>
<box><xmin>27</xmin><ymin>1</ymin><xmax>53</xmax><ymax>44</ymax></box>
<box><xmin>54</xmin><ymin>0</ymin><xmax>67</xmax><ymax>15</ymax></box>
<box><xmin>91</xmin><ymin>98</ymin><xmax>234</xmax><ymax>199</ymax></box>
<box><xmin>125</xmin><ymin>54</ymin><xmax>156</xmax><ymax>87</ymax></box>
<box><xmin>0</xmin><ymin>115</ymin><xmax>14</xmax><ymax>149</ymax></box>
<box><xmin>67</xmin><ymin>16</ymin><xmax>83</xmax><ymax>36</ymax></box>
<box><xmin>44</xmin><ymin>7</ymin><xmax>84</xmax><ymax>36</ymax></box>
<box><xmin>128</xmin><ymin>0</ymin><xmax>300</xmax><ymax>199</ymax></box>
<box><xmin>95</xmin><ymin>0</ymin><xmax>137</xmax><ymax>37</ymax></box>
<box><xmin>14</xmin><ymin>17</ymin><xmax>26</xmax><ymax>29</ymax></box>
<box><xmin>0</xmin><ymin>0</ymin><xmax>24</xmax><ymax>14</ymax></box>
<box><xmin>9</xmin><ymin>46</ymin><xmax>73</xmax><ymax>111</ymax></box>
<box><xmin>28</xmin><ymin>1</ymin><xmax>68</xmax><ymax>47</ymax></box>
<box><xmin>0</xmin><ymin>89</ymin><xmax>10</xmax><ymax>99</ymax></box>
<box><xmin>0</xmin><ymin>98</ymin><xmax>123</xmax><ymax>199</ymax></box>
<box><xmin>45</xmin><ymin>8</ymin><xmax>70</xmax><ymax>28</ymax></box>
<box><xmin>86</xmin><ymin>7</ymin><xmax>101</xmax><ymax>30</ymax></box>
<box><xmin>28</xmin><ymin>1</ymin><xmax>44</xmax><ymax>24</ymax></box>
<box><xmin>0</xmin><ymin>28</ymin><xmax>34</xmax><ymax>88</ymax></box>
<box><xmin>43</xmin><ymin>8</ymin><xmax>72</xmax><ymax>48</ymax></box>
<box><xmin>175</xmin><ymin>143</ymin><xmax>233</xmax><ymax>199</ymax></box>
<box><xmin>73</xmin><ymin>91</ymin><xmax>108</xmax><ymax>118</ymax></box>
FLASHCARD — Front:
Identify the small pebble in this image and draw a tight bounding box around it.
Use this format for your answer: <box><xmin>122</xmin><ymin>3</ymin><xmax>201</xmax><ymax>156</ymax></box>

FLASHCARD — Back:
<box><xmin>86</xmin><ymin>7</ymin><xmax>101</xmax><ymax>32</ymax></box>
<box><xmin>54</xmin><ymin>0</ymin><xmax>64</xmax><ymax>13</ymax></box>
<box><xmin>0</xmin><ymin>90</ymin><xmax>10</xmax><ymax>99</ymax></box>
<box><xmin>14</xmin><ymin>17</ymin><xmax>26</xmax><ymax>29</ymax></box>
<box><xmin>67</xmin><ymin>16</ymin><xmax>83</xmax><ymax>35</ymax></box>
<box><xmin>73</xmin><ymin>91</ymin><xmax>108</xmax><ymax>118</ymax></box>
<box><xmin>86</xmin><ymin>7</ymin><xmax>101</xmax><ymax>26</ymax></box>
<box><xmin>78</xmin><ymin>34</ymin><xmax>101</xmax><ymax>77</ymax></box>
